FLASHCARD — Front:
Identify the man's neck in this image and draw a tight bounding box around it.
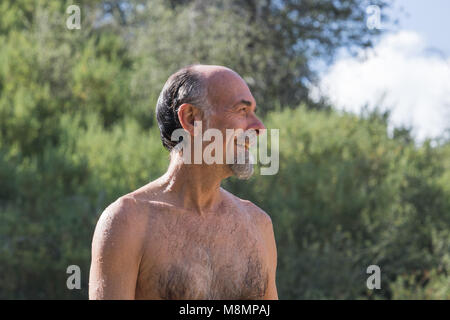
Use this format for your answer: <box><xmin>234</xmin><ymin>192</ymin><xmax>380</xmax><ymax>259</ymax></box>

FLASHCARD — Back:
<box><xmin>158</xmin><ymin>151</ymin><xmax>230</xmax><ymax>214</ymax></box>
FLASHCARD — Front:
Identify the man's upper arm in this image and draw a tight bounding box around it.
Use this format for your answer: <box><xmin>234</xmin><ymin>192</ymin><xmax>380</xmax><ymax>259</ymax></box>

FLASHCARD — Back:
<box><xmin>89</xmin><ymin>197</ymin><xmax>146</xmax><ymax>299</ymax></box>
<box><xmin>248</xmin><ymin>203</ymin><xmax>278</xmax><ymax>300</ymax></box>
<box><xmin>262</xmin><ymin>213</ymin><xmax>278</xmax><ymax>300</ymax></box>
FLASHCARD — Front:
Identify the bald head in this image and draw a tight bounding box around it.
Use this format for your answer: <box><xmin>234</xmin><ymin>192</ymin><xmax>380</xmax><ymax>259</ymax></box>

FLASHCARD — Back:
<box><xmin>193</xmin><ymin>65</ymin><xmax>252</xmax><ymax>111</ymax></box>
<box><xmin>155</xmin><ymin>64</ymin><xmax>250</xmax><ymax>151</ymax></box>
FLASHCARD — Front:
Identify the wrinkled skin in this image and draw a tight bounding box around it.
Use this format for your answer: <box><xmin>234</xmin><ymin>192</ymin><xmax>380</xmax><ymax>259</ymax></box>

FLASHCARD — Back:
<box><xmin>89</xmin><ymin>65</ymin><xmax>278</xmax><ymax>300</ymax></box>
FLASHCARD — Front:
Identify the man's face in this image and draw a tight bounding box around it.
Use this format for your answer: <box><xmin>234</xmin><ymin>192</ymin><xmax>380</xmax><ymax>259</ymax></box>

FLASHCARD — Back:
<box><xmin>201</xmin><ymin>68</ymin><xmax>265</xmax><ymax>179</ymax></box>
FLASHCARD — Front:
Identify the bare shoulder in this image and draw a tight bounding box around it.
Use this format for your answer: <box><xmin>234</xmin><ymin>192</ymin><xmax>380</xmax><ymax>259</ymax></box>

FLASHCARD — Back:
<box><xmin>221</xmin><ymin>188</ymin><xmax>273</xmax><ymax>229</ymax></box>
<box><xmin>97</xmin><ymin>196</ymin><xmax>142</xmax><ymax>229</ymax></box>
<box><xmin>241</xmin><ymin>199</ymin><xmax>273</xmax><ymax>229</ymax></box>
<box><xmin>92</xmin><ymin>195</ymin><xmax>149</xmax><ymax>251</ymax></box>
<box><xmin>90</xmin><ymin>196</ymin><xmax>150</xmax><ymax>299</ymax></box>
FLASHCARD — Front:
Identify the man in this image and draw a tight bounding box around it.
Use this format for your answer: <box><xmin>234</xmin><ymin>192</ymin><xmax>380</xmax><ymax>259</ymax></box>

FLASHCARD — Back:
<box><xmin>89</xmin><ymin>65</ymin><xmax>278</xmax><ymax>299</ymax></box>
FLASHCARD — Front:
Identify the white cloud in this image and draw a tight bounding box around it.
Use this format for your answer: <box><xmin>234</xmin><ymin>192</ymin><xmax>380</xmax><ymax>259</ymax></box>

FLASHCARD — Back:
<box><xmin>314</xmin><ymin>31</ymin><xmax>450</xmax><ymax>141</ymax></box>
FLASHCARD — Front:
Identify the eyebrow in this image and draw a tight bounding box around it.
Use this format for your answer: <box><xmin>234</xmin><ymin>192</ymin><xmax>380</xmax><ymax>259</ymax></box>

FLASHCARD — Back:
<box><xmin>234</xmin><ymin>99</ymin><xmax>257</xmax><ymax>112</ymax></box>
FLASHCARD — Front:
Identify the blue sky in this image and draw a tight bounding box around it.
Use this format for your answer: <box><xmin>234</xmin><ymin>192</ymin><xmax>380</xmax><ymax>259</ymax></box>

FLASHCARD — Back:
<box><xmin>313</xmin><ymin>0</ymin><xmax>450</xmax><ymax>142</ymax></box>
<box><xmin>391</xmin><ymin>0</ymin><xmax>450</xmax><ymax>56</ymax></box>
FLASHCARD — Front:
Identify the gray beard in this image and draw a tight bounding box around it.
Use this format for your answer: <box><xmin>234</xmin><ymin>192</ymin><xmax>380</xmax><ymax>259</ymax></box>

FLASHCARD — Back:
<box><xmin>229</xmin><ymin>149</ymin><xmax>254</xmax><ymax>180</ymax></box>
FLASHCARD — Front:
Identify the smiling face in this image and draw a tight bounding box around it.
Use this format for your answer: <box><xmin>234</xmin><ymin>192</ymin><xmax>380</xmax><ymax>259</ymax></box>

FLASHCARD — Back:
<box><xmin>195</xmin><ymin>66</ymin><xmax>266</xmax><ymax>179</ymax></box>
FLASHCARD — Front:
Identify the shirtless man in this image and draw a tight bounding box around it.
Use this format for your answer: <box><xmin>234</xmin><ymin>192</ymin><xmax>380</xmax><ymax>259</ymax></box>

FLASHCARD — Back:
<box><xmin>89</xmin><ymin>65</ymin><xmax>278</xmax><ymax>299</ymax></box>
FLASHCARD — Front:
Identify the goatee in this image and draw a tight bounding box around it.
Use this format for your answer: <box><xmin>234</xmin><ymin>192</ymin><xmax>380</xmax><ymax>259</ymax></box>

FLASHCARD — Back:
<box><xmin>229</xmin><ymin>149</ymin><xmax>254</xmax><ymax>180</ymax></box>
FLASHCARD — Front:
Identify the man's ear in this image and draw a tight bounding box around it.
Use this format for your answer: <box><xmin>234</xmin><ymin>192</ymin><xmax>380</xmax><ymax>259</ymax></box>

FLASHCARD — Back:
<box><xmin>177</xmin><ymin>103</ymin><xmax>204</xmax><ymax>136</ymax></box>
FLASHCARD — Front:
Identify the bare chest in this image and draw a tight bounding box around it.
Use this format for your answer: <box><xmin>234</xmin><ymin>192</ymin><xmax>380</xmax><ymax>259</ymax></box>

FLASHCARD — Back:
<box><xmin>136</xmin><ymin>210</ymin><xmax>269</xmax><ymax>300</ymax></box>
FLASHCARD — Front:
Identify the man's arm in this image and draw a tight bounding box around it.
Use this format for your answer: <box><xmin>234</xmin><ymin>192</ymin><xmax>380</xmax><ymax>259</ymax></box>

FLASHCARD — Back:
<box><xmin>262</xmin><ymin>214</ymin><xmax>279</xmax><ymax>300</ymax></box>
<box><xmin>89</xmin><ymin>197</ymin><xmax>145</xmax><ymax>299</ymax></box>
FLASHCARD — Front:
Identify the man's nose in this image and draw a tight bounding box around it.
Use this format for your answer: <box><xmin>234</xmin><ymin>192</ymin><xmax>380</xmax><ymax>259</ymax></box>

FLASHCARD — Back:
<box><xmin>248</xmin><ymin>115</ymin><xmax>266</xmax><ymax>136</ymax></box>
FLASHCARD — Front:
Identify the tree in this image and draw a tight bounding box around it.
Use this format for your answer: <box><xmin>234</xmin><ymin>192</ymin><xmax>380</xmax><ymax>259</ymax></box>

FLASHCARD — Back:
<box><xmin>129</xmin><ymin>0</ymin><xmax>390</xmax><ymax>114</ymax></box>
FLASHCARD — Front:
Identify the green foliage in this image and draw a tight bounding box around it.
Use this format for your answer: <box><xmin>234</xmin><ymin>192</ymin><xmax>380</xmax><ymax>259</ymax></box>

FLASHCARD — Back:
<box><xmin>0</xmin><ymin>114</ymin><xmax>167</xmax><ymax>299</ymax></box>
<box><xmin>391</xmin><ymin>267</ymin><xmax>450</xmax><ymax>300</ymax></box>
<box><xmin>130</xmin><ymin>0</ymin><xmax>391</xmax><ymax>114</ymax></box>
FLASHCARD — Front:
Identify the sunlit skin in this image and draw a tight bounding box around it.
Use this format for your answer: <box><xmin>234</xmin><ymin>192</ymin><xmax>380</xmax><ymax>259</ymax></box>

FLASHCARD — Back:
<box><xmin>89</xmin><ymin>65</ymin><xmax>278</xmax><ymax>300</ymax></box>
